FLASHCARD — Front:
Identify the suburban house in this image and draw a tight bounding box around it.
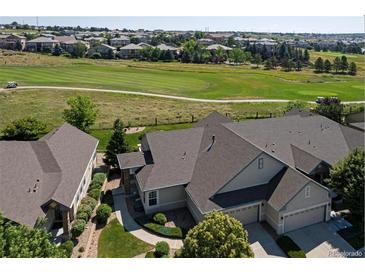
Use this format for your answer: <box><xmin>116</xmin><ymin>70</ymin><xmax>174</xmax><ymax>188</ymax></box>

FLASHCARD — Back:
<box><xmin>110</xmin><ymin>36</ymin><xmax>130</xmax><ymax>48</ymax></box>
<box><xmin>197</xmin><ymin>38</ymin><xmax>215</xmax><ymax>46</ymax></box>
<box><xmin>26</xmin><ymin>37</ymin><xmax>60</xmax><ymax>52</ymax></box>
<box><xmin>87</xmin><ymin>43</ymin><xmax>116</xmax><ymax>58</ymax></box>
<box><xmin>156</xmin><ymin>44</ymin><xmax>178</xmax><ymax>55</ymax></box>
<box><xmin>84</xmin><ymin>36</ymin><xmax>106</xmax><ymax>47</ymax></box>
<box><xmin>0</xmin><ymin>34</ymin><xmax>26</xmax><ymax>50</ymax></box>
<box><xmin>118</xmin><ymin>112</ymin><xmax>364</xmax><ymax>234</ymax></box>
<box><xmin>345</xmin><ymin>110</ymin><xmax>364</xmax><ymax>132</ymax></box>
<box><xmin>206</xmin><ymin>44</ymin><xmax>233</xmax><ymax>52</ymax></box>
<box><xmin>118</xmin><ymin>43</ymin><xmax>144</xmax><ymax>59</ymax></box>
<box><xmin>0</xmin><ymin>123</ymin><xmax>98</xmax><ymax>237</ymax></box>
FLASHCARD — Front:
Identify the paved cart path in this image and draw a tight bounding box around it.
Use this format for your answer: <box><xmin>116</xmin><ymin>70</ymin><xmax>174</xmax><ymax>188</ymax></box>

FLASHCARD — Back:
<box><xmin>2</xmin><ymin>86</ymin><xmax>364</xmax><ymax>104</ymax></box>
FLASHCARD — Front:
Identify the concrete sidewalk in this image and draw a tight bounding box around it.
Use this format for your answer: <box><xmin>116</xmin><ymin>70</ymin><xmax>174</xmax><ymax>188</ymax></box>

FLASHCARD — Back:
<box><xmin>112</xmin><ymin>187</ymin><xmax>183</xmax><ymax>250</ymax></box>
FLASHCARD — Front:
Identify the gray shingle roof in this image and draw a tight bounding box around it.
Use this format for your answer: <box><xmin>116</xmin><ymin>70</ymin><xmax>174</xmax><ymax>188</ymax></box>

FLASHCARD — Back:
<box><xmin>0</xmin><ymin>123</ymin><xmax>98</xmax><ymax>227</ymax></box>
<box><xmin>117</xmin><ymin>151</ymin><xmax>146</xmax><ymax>169</ymax></box>
<box><xmin>120</xmin><ymin>43</ymin><xmax>143</xmax><ymax>50</ymax></box>
<box><xmin>28</xmin><ymin>37</ymin><xmax>58</xmax><ymax>43</ymax></box>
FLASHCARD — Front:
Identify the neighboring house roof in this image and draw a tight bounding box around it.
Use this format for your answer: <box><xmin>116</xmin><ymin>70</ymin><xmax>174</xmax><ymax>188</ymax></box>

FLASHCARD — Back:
<box><xmin>0</xmin><ymin>123</ymin><xmax>98</xmax><ymax>227</ymax></box>
<box><xmin>27</xmin><ymin>37</ymin><xmax>59</xmax><ymax>43</ymax></box>
<box><xmin>206</xmin><ymin>44</ymin><xmax>232</xmax><ymax>51</ymax></box>
<box><xmin>193</xmin><ymin>111</ymin><xmax>232</xmax><ymax>128</ymax></box>
<box><xmin>54</xmin><ymin>35</ymin><xmax>77</xmax><ymax>44</ymax></box>
<box><xmin>225</xmin><ymin>114</ymin><xmax>364</xmax><ymax>168</ymax></box>
<box><xmin>349</xmin><ymin>122</ymin><xmax>365</xmax><ymax>131</ymax></box>
<box><xmin>156</xmin><ymin>44</ymin><xmax>177</xmax><ymax>51</ymax></box>
<box><xmin>120</xmin><ymin>43</ymin><xmax>143</xmax><ymax>50</ymax></box>
<box><xmin>111</xmin><ymin>36</ymin><xmax>130</xmax><ymax>41</ymax></box>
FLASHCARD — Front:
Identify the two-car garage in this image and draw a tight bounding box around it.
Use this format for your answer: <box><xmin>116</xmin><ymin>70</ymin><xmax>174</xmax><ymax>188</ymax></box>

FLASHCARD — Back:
<box><xmin>225</xmin><ymin>204</ymin><xmax>260</xmax><ymax>225</ymax></box>
<box><xmin>283</xmin><ymin>205</ymin><xmax>326</xmax><ymax>233</ymax></box>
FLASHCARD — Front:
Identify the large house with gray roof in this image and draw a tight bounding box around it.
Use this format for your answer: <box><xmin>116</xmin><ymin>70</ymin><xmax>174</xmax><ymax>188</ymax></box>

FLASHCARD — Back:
<box><xmin>118</xmin><ymin>111</ymin><xmax>364</xmax><ymax>234</ymax></box>
<box><xmin>0</xmin><ymin>123</ymin><xmax>98</xmax><ymax>237</ymax></box>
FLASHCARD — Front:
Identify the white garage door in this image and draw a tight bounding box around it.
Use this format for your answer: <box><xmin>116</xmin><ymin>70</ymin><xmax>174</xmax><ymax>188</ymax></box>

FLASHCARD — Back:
<box><xmin>226</xmin><ymin>204</ymin><xmax>259</xmax><ymax>225</ymax></box>
<box><xmin>284</xmin><ymin>205</ymin><xmax>325</xmax><ymax>233</ymax></box>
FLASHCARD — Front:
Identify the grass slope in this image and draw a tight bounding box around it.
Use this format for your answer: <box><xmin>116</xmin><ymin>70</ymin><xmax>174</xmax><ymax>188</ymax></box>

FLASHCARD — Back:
<box><xmin>98</xmin><ymin>218</ymin><xmax>152</xmax><ymax>258</ymax></box>
<box><xmin>0</xmin><ymin>51</ymin><xmax>363</xmax><ymax>101</ymax></box>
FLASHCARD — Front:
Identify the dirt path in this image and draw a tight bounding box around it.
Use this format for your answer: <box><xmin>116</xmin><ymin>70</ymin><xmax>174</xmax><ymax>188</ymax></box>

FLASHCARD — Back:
<box><xmin>2</xmin><ymin>86</ymin><xmax>363</xmax><ymax>104</ymax></box>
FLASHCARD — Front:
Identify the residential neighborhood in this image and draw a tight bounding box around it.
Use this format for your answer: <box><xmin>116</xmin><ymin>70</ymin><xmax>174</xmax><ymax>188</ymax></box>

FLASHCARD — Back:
<box><xmin>0</xmin><ymin>15</ymin><xmax>364</xmax><ymax>263</ymax></box>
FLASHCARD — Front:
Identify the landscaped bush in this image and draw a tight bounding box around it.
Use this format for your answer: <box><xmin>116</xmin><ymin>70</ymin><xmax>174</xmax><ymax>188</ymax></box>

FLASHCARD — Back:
<box><xmin>76</xmin><ymin>211</ymin><xmax>89</xmax><ymax>222</ymax></box>
<box><xmin>101</xmin><ymin>190</ymin><xmax>114</xmax><ymax>207</ymax></box>
<box><xmin>81</xmin><ymin>196</ymin><xmax>97</xmax><ymax>210</ymax></box>
<box><xmin>135</xmin><ymin>216</ymin><xmax>184</xmax><ymax>239</ymax></box>
<box><xmin>277</xmin><ymin>236</ymin><xmax>306</xmax><ymax>258</ymax></box>
<box><xmin>88</xmin><ymin>188</ymin><xmax>101</xmax><ymax>201</ymax></box>
<box><xmin>153</xmin><ymin>213</ymin><xmax>167</xmax><ymax>225</ymax></box>
<box><xmin>93</xmin><ymin>173</ymin><xmax>106</xmax><ymax>185</ymax></box>
<box><xmin>77</xmin><ymin>204</ymin><xmax>93</xmax><ymax>219</ymax></box>
<box><xmin>71</xmin><ymin>219</ymin><xmax>86</xmax><ymax>238</ymax></box>
<box><xmin>154</xmin><ymin>241</ymin><xmax>170</xmax><ymax>258</ymax></box>
<box><xmin>59</xmin><ymin>240</ymin><xmax>74</xmax><ymax>257</ymax></box>
<box><xmin>145</xmin><ymin>251</ymin><xmax>155</xmax><ymax>258</ymax></box>
<box><xmin>96</xmin><ymin>204</ymin><xmax>112</xmax><ymax>224</ymax></box>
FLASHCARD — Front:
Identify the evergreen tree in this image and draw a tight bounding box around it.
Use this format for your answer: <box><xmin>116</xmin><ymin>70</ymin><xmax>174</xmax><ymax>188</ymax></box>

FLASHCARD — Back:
<box><xmin>340</xmin><ymin>55</ymin><xmax>348</xmax><ymax>73</ymax></box>
<box><xmin>52</xmin><ymin>44</ymin><xmax>62</xmax><ymax>56</ymax></box>
<box><xmin>264</xmin><ymin>59</ymin><xmax>273</xmax><ymax>70</ymax></box>
<box><xmin>303</xmin><ymin>49</ymin><xmax>310</xmax><ymax>63</ymax></box>
<box><xmin>314</xmin><ymin>57</ymin><xmax>324</xmax><ymax>72</ymax></box>
<box><xmin>348</xmin><ymin>62</ymin><xmax>357</xmax><ymax>76</ymax></box>
<box><xmin>295</xmin><ymin>60</ymin><xmax>302</xmax><ymax>71</ymax></box>
<box><xmin>104</xmin><ymin>119</ymin><xmax>129</xmax><ymax>167</ymax></box>
<box><xmin>324</xmin><ymin>59</ymin><xmax>332</xmax><ymax>73</ymax></box>
<box><xmin>333</xmin><ymin>57</ymin><xmax>341</xmax><ymax>73</ymax></box>
<box><xmin>252</xmin><ymin>53</ymin><xmax>262</xmax><ymax>68</ymax></box>
<box><xmin>163</xmin><ymin>50</ymin><xmax>174</xmax><ymax>62</ymax></box>
<box><xmin>181</xmin><ymin>50</ymin><xmax>192</xmax><ymax>63</ymax></box>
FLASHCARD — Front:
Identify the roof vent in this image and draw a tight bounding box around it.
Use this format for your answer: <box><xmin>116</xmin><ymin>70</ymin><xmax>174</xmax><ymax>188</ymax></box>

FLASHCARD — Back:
<box><xmin>182</xmin><ymin>151</ymin><xmax>187</xmax><ymax>160</ymax></box>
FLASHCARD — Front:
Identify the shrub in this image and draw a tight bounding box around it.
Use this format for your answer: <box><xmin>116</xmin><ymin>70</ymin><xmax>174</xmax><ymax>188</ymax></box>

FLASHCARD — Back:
<box><xmin>135</xmin><ymin>216</ymin><xmax>183</xmax><ymax>239</ymax></box>
<box><xmin>153</xmin><ymin>213</ymin><xmax>167</xmax><ymax>225</ymax></box>
<box><xmin>101</xmin><ymin>190</ymin><xmax>114</xmax><ymax>207</ymax></box>
<box><xmin>76</xmin><ymin>211</ymin><xmax>89</xmax><ymax>222</ymax></box>
<box><xmin>93</xmin><ymin>173</ymin><xmax>106</xmax><ymax>185</ymax></box>
<box><xmin>88</xmin><ymin>188</ymin><xmax>101</xmax><ymax>201</ymax></box>
<box><xmin>81</xmin><ymin>196</ymin><xmax>97</xmax><ymax>210</ymax></box>
<box><xmin>277</xmin><ymin>236</ymin><xmax>306</xmax><ymax>258</ymax></box>
<box><xmin>154</xmin><ymin>241</ymin><xmax>169</xmax><ymax>258</ymax></box>
<box><xmin>174</xmin><ymin>249</ymin><xmax>182</xmax><ymax>258</ymax></box>
<box><xmin>71</xmin><ymin>219</ymin><xmax>86</xmax><ymax>238</ymax></box>
<box><xmin>90</xmin><ymin>52</ymin><xmax>102</xmax><ymax>59</ymax></box>
<box><xmin>96</xmin><ymin>204</ymin><xmax>112</xmax><ymax>224</ymax></box>
<box><xmin>78</xmin><ymin>246</ymin><xmax>85</xmax><ymax>253</ymax></box>
<box><xmin>59</xmin><ymin>240</ymin><xmax>74</xmax><ymax>257</ymax></box>
<box><xmin>145</xmin><ymin>251</ymin><xmax>155</xmax><ymax>258</ymax></box>
<box><xmin>77</xmin><ymin>204</ymin><xmax>93</xmax><ymax>219</ymax></box>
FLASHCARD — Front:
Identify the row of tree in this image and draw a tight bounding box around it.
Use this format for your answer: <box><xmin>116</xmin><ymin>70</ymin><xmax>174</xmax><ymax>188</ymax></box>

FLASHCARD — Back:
<box><xmin>314</xmin><ymin>56</ymin><xmax>357</xmax><ymax>75</ymax></box>
<box><xmin>312</xmin><ymin>41</ymin><xmax>363</xmax><ymax>55</ymax></box>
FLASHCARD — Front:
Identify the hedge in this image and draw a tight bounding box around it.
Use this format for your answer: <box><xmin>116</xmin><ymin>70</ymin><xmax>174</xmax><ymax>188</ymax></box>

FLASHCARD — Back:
<box><xmin>77</xmin><ymin>204</ymin><xmax>93</xmax><ymax>219</ymax></box>
<box><xmin>135</xmin><ymin>216</ymin><xmax>183</xmax><ymax>239</ymax></box>
<box><xmin>92</xmin><ymin>173</ymin><xmax>106</xmax><ymax>186</ymax></box>
<box><xmin>59</xmin><ymin>240</ymin><xmax>74</xmax><ymax>257</ymax></box>
<box><xmin>153</xmin><ymin>213</ymin><xmax>167</xmax><ymax>225</ymax></box>
<box><xmin>96</xmin><ymin>204</ymin><xmax>112</xmax><ymax>224</ymax></box>
<box><xmin>88</xmin><ymin>188</ymin><xmax>101</xmax><ymax>201</ymax></box>
<box><xmin>76</xmin><ymin>211</ymin><xmax>89</xmax><ymax>222</ymax></box>
<box><xmin>277</xmin><ymin>236</ymin><xmax>306</xmax><ymax>258</ymax></box>
<box><xmin>81</xmin><ymin>196</ymin><xmax>97</xmax><ymax>210</ymax></box>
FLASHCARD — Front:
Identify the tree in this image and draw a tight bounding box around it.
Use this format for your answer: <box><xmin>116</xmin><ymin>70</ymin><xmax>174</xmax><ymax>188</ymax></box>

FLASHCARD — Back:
<box><xmin>324</xmin><ymin>59</ymin><xmax>332</xmax><ymax>73</ymax></box>
<box><xmin>315</xmin><ymin>97</ymin><xmax>343</xmax><ymax>123</ymax></box>
<box><xmin>227</xmin><ymin>36</ymin><xmax>236</xmax><ymax>47</ymax></box>
<box><xmin>303</xmin><ymin>49</ymin><xmax>310</xmax><ymax>63</ymax></box>
<box><xmin>252</xmin><ymin>53</ymin><xmax>262</xmax><ymax>68</ymax></box>
<box><xmin>104</xmin><ymin>119</ymin><xmax>129</xmax><ymax>167</ymax></box>
<box><xmin>162</xmin><ymin>50</ymin><xmax>174</xmax><ymax>62</ymax></box>
<box><xmin>0</xmin><ymin>213</ymin><xmax>66</xmax><ymax>258</ymax></box>
<box><xmin>285</xmin><ymin>100</ymin><xmax>306</xmax><ymax>112</ymax></box>
<box><xmin>326</xmin><ymin>149</ymin><xmax>364</xmax><ymax>222</ymax></box>
<box><xmin>229</xmin><ymin>48</ymin><xmax>244</xmax><ymax>65</ymax></box>
<box><xmin>314</xmin><ymin>57</ymin><xmax>324</xmax><ymax>72</ymax></box>
<box><xmin>333</xmin><ymin>57</ymin><xmax>341</xmax><ymax>73</ymax></box>
<box><xmin>2</xmin><ymin>117</ymin><xmax>46</xmax><ymax>140</ymax></box>
<box><xmin>15</xmin><ymin>40</ymin><xmax>23</xmax><ymax>51</ymax></box>
<box><xmin>348</xmin><ymin>62</ymin><xmax>357</xmax><ymax>76</ymax></box>
<box><xmin>52</xmin><ymin>44</ymin><xmax>62</xmax><ymax>56</ymax></box>
<box><xmin>72</xmin><ymin>42</ymin><xmax>87</xmax><ymax>58</ymax></box>
<box><xmin>295</xmin><ymin>60</ymin><xmax>302</xmax><ymax>71</ymax></box>
<box><xmin>264</xmin><ymin>59</ymin><xmax>273</xmax><ymax>70</ymax></box>
<box><xmin>180</xmin><ymin>211</ymin><xmax>254</xmax><ymax>258</ymax></box>
<box><xmin>63</xmin><ymin>95</ymin><xmax>98</xmax><ymax>133</ymax></box>
<box><xmin>340</xmin><ymin>55</ymin><xmax>348</xmax><ymax>73</ymax></box>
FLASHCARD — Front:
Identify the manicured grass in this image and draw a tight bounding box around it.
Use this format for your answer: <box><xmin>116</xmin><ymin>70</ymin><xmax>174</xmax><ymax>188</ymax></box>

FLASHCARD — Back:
<box><xmin>136</xmin><ymin>216</ymin><xmax>184</xmax><ymax>239</ymax></box>
<box><xmin>0</xmin><ymin>51</ymin><xmax>363</xmax><ymax>101</ymax></box>
<box><xmin>277</xmin><ymin>236</ymin><xmax>306</xmax><ymax>258</ymax></box>
<box><xmin>0</xmin><ymin>88</ymin><xmax>291</xmax><ymax>131</ymax></box>
<box><xmin>97</xmin><ymin>218</ymin><xmax>152</xmax><ymax>258</ymax></box>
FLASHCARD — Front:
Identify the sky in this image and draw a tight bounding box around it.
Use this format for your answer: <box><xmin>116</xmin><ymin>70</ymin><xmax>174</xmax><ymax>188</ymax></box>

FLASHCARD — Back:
<box><xmin>0</xmin><ymin>16</ymin><xmax>363</xmax><ymax>33</ymax></box>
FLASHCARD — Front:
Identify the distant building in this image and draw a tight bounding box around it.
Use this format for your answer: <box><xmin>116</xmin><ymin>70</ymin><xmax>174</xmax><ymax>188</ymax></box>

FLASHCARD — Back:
<box><xmin>197</xmin><ymin>38</ymin><xmax>215</xmax><ymax>46</ymax></box>
<box><xmin>118</xmin><ymin>43</ymin><xmax>143</xmax><ymax>59</ymax></box>
<box><xmin>87</xmin><ymin>43</ymin><xmax>116</xmax><ymax>58</ymax></box>
<box><xmin>206</xmin><ymin>44</ymin><xmax>232</xmax><ymax>52</ymax></box>
<box><xmin>0</xmin><ymin>34</ymin><xmax>26</xmax><ymax>50</ymax></box>
<box><xmin>27</xmin><ymin>37</ymin><xmax>60</xmax><ymax>52</ymax></box>
<box><xmin>110</xmin><ymin>36</ymin><xmax>130</xmax><ymax>48</ymax></box>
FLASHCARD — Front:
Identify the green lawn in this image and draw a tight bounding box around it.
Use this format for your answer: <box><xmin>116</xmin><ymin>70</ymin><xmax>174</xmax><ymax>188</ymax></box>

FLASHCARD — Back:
<box><xmin>97</xmin><ymin>218</ymin><xmax>152</xmax><ymax>258</ymax></box>
<box><xmin>0</xmin><ymin>51</ymin><xmax>363</xmax><ymax>101</ymax></box>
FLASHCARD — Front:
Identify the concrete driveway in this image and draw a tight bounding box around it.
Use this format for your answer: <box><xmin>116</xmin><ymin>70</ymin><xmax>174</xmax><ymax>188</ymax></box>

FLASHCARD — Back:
<box><xmin>245</xmin><ymin>223</ymin><xmax>286</xmax><ymax>258</ymax></box>
<box><xmin>285</xmin><ymin>223</ymin><xmax>356</xmax><ymax>258</ymax></box>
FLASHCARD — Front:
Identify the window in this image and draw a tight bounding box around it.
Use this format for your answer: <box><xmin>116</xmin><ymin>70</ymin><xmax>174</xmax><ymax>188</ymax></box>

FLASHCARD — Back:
<box><xmin>305</xmin><ymin>185</ymin><xmax>311</xmax><ymax>198</ymax></box>
<box><xmin>148</xmin><ymin>191</ymin><xmax>157</xmax><ymax>206</ymax></box>
<box><xmin>258</xmin><ymin>158</ymin><xmax>264</xmax><ymax>169</ymax></box>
